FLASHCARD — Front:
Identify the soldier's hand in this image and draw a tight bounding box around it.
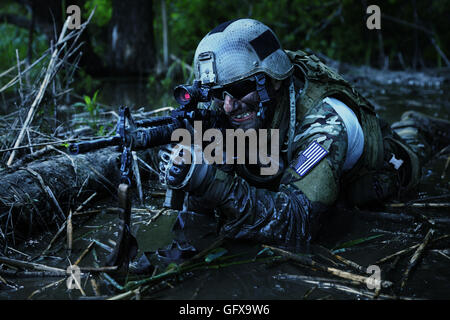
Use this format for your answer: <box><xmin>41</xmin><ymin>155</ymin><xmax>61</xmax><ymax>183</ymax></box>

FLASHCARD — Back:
<box><xmin>122</xmin><ymin>127</ymin><xmax>146</xmax><ymax>149</ymax></box>
<box><xmin>158</xmin><ymin>144</ymin><xmax>216</xmax><ymax>192</ymax></box>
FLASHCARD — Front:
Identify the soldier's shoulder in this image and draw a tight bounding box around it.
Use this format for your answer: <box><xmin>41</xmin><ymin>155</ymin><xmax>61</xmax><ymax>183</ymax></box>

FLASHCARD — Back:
<box><xmin>285</xmin><ymin>49</ymin><xmax>346</xmax><ymax>83</ymax></box>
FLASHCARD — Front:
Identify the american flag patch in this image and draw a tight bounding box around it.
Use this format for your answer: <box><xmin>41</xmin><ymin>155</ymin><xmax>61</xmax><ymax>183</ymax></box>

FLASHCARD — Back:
<box><xmin>293</xmin><ymin>141</ymin><xmax>328</xmax><ymax>177</ymax></box>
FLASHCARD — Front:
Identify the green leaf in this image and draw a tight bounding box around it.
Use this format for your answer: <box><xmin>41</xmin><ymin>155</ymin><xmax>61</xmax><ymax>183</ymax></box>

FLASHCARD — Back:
<box><xmin>332</xmin><ymin>234</ymin><xmax>383</xmax><ymax>254</ymax></box>
<box><xmin>205</xmin><ymin>247</ymin><xmax>228</xmax><ymax>263</ymax></box>
<box><xmin>165</xmin><ymin>262</ymin><xmax>179</xmax><ymax>272</ymax></box>
<box><xmin>84</xmin><ymin>95</ymin><xmax>91</xmax><ymax>105</ymax></box>
<box><xmin>92</xmin><ymin>89</ymin><xmax>99</xmax><ymax>103</ymax></box>
<box><xmin>256</xmin><ymin>247</ymin><xmax>273</xmax><ymax>257</ymax></box>
<box><xmin>72</xmin><ymin>102</ymin><xmax>86</xmax><ymax>108</ymax></box>
<box><xmin>97</xmin><ymin>125</ymin><xmax>105</xmax><ymax>136</ymax></box>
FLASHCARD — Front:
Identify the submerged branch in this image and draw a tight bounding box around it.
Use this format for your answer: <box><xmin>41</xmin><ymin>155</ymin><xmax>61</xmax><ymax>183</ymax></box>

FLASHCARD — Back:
<box><xmin>263</xmin><ymin>245</ymin><xmax>392</xmax><ymax>289</ymax></box>
<box><xmin>400</xmin><ymin>229</ymin><xmax>434</xmax><ymax>290</ymax></box>
<box><xmin>376</xmin><ymin>234</ymin><xmax>449</xmax><ymax>264</ymax></box>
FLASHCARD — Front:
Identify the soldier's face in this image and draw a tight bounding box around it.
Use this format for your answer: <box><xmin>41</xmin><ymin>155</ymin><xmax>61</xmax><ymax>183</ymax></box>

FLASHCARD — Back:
<box><xmin>212</xmin><ymin>77</ymin><xmax>281</xmax><ymax>130</ymax></box>
<box><xmin>222</xmin><ymin>91</ymin><xmax>261</xmax><ymax>130</ymax></box>
<box><xmin>212</xmin><ymin>79</ymin><xmax>262</xmax><ymax>130</ymax></box>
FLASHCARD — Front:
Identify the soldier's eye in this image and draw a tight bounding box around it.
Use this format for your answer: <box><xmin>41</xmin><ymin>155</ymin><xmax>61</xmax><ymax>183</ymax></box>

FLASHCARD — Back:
<box><xmin>240</xmin><ymin>91</ymin><xmax>259</xmax><ymax>105</ymax></box>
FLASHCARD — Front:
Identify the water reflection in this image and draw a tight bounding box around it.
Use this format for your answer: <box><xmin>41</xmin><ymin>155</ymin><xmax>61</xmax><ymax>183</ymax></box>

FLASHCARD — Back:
<box><xmin>1</xmin><ymin>75</ymin><xmax>449</xmax><ymax>300</ymax></box>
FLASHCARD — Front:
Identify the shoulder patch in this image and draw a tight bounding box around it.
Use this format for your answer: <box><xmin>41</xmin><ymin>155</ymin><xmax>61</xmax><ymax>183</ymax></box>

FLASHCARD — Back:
<box><xmin>292</xmin><ymin>141</ymin><xmax>328</xmax><ymax>177</ymax></box>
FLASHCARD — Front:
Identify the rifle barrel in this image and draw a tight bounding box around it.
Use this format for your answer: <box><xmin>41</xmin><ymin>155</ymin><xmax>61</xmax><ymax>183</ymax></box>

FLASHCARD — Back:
<box><xmin>67</xmin><ymin>109</ymin><xmax>220</xmax><ymax>155</ymax></box>
<box><xmin>68</xmin><ymin>136</ymin><xmax>121</xmax><ymax>155</ymax></box>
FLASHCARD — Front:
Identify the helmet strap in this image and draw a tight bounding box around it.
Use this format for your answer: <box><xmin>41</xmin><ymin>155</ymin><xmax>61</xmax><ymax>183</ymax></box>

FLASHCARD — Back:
<box><xmin>254</xmin><ymin>74</ymin><xmax>271</xmax><ymax>124</ymax></box>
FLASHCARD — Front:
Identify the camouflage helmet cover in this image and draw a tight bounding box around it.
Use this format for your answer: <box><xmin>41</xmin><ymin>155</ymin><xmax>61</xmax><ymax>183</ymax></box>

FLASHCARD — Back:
<box><xmin>193</xmin><ymin>19</ymin><xmax>293</xmax><ymax>88</ymax></box>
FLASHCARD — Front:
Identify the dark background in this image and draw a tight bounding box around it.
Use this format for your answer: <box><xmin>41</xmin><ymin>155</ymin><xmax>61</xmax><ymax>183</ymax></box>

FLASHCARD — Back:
<box><xmin>1</xmin><ymin>0</ymin><xmax>449</xmax><ymax>89</ymax></box>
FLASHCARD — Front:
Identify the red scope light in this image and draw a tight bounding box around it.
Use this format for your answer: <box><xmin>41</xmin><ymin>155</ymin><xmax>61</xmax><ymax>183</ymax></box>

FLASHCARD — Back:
<box><xmin>174</xmin><ymin>85</ymin><xmax>193</xmax><ymax>105</ymax></box>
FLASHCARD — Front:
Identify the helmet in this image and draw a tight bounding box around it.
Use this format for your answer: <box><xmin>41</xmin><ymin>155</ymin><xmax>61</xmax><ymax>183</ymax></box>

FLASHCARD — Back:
<box><xmin>193</xmin><ymin>19</ymin><xmax>293</xmax><ymax>88</ymax></box>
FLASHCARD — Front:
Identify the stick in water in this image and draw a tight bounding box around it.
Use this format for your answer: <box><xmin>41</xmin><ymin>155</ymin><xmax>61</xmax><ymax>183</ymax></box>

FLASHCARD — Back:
<box><xmin>263</xmin><ymin>245</ymin><xmax>392</xmax><ymax>289</ymax></box>
<box><xmin>400</xmin><ymin>229</ymin><xmax>434</xmax><ymax>290</ymax></box>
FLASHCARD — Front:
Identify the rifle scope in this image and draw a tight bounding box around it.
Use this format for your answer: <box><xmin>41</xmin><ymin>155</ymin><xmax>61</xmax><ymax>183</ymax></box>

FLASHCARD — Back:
<box><xmin>174</xmin><ymin>80</ymin><xmax>210</xmax><ymax>106</ymax></box>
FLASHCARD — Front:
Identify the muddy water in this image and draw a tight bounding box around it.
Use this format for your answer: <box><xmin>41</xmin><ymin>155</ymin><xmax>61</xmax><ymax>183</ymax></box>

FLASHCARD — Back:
<box><xmin>1</xmin><ymin>77</ymin><xmax>449</xmax><ymax>300</ymax></box>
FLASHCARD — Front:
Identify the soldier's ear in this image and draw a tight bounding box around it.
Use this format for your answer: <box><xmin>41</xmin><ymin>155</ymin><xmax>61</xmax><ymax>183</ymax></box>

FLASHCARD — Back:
<box><xmin>271</xmin><ymin>79</ymin><xmax>282</xmax><ymax>91</ymax></box>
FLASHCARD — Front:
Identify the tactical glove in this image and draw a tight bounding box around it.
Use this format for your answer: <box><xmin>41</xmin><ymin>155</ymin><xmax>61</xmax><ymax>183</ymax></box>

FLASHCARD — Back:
<box><xmin>158</xmin><ymin>144</ymin><xmax>217</xmax><ymax>193</ymax></box>
<box><xmin>122</xmin><ymin>127</ymin><xmax>150</xmax><ymax>149</ymax></box>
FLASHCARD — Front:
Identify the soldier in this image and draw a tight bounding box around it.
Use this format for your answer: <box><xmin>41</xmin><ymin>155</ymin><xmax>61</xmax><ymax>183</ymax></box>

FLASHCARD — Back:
<box><xmin>157</xmin><ymin>19</ymin><xmax>449</xmax><ymax>250</ymax></box>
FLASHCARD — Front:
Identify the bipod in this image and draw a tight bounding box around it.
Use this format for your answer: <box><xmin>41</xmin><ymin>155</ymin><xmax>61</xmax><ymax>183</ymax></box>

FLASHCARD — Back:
<box><xmin>106</xmin><ymin>107</ymin><xmax>139</xmax><ymax>284</ymax></box>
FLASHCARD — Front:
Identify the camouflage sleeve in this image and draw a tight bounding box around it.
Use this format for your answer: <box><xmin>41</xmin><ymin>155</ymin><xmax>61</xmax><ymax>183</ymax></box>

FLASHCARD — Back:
<box><xmin>284</xmin><ymin>101</ymin><xmax>348</xmax><ymax>205</ymax></box>
<box><xmin>187</xmin><ymin>101</ymin><xmax>348</xmax><ymax>249</ymax></box>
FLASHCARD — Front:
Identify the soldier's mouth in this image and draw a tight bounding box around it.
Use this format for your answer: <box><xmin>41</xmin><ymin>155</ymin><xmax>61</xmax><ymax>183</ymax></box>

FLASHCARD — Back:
<box><xmin>231</xmin><ymin>111</ymin><xmax>256</xmax><ymax>123</ymax></box>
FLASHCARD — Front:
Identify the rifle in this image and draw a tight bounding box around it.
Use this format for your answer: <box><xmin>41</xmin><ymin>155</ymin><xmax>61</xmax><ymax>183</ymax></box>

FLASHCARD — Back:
<box><xmin>68</xmin><ymin>81</ymin><xmax>226</xmax><ymax>278</ymax></box>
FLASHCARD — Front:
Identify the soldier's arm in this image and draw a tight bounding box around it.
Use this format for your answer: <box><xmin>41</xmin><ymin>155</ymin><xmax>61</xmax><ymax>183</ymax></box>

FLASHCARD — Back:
<box><xmin>188</xmin><ymin>101</ymin><xmax>350</xmax><ymax>248</ymax></box>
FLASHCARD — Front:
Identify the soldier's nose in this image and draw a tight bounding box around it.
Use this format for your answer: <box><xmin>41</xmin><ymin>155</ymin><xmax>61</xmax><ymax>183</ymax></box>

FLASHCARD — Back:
<box><xmin>223</xmin><ymin>94</ymin><xmax>236</xmax><ymax>114</ymax></box>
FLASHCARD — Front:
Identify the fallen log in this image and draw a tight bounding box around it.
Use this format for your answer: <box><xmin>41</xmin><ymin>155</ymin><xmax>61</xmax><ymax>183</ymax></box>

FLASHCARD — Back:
<box><xmin>0</xmin><ymin>147</ymin><xmax>121</xmax><ymax>246</ymax></box>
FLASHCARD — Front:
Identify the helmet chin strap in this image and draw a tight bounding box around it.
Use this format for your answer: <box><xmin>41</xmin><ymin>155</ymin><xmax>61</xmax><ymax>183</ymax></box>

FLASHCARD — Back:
<box><xmin>254</xmin><ymin>74</ymin><xmax>271</xmax><ymax>124</ymax></box>
<box><xmin>254</xmin><ymin>74</ymin><xmax>296</xmax><ymax>162</ymax></box>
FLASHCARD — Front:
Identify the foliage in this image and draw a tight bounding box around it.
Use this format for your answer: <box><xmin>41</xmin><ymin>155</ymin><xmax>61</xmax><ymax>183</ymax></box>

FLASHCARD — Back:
<box><xmin>83</xmin><ymin>89</ymin><xmax>100</xmax><ymax>120</ymax></box>
<box><xmin>152</xmin><ymin>0</ymin><xmax>450</xmax><ymax>70</ymax></box>
<box><xmin>74</xmin><ymin>68</ymin><xmax>101</xmax><ymax>94</ymax></box>
<box><xmin>147</xmin><ymin>59</ymin><xmax>188</xmax><ymax>107</ymax></box>
<box><xmin>0</xmin><ymin>3</ymin><xmax>43</xmax><ymax>64</ymax></box>
<box><xmin>83</xmin><ymin>0</ymin><xmax>113</xmax><ymax>27</ymax></box>
<box><xmin>332</xmin><ymin>234</ymin><xmax>384</xmax><ymax>254</ymax></box>
<box><xmin>204</xmin><ymin>247</ymin><xmax>228</xmax><ymax>263</ymax></box>
<box><xmin>72</xmin><ymin>89</ymin><xmax>102</xmax><ymax>133</ymax></box>
<box><xmin>82</xmin><ymin>0</ymin><xmax>112</xmax><ymax>60</ymax></box>
<box><xmin>0</xmin><ymin>16</ymin><xmax>47</xmax><ymax>94</ymax></box>
<box><xmin>1</xmin><ymin>0</ymin><xmax>449</xmax><ymax>107</ymax></box>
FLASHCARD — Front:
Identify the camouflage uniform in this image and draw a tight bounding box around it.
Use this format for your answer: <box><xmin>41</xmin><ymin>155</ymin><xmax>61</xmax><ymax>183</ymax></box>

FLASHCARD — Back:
<box><xmin>183</xmin><ymin>50</ymin><xmax>445</xmax><ymax>251</ymax></box>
